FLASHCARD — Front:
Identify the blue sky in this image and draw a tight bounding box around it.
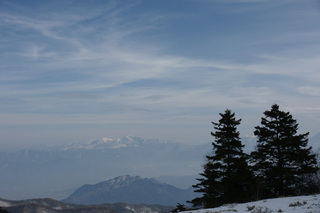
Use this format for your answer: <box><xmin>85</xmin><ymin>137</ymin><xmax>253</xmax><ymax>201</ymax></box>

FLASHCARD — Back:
<box><xmin>1</xmin><ymin>0</ymin><xmax>320</xmax><ymax>148</ymax></box>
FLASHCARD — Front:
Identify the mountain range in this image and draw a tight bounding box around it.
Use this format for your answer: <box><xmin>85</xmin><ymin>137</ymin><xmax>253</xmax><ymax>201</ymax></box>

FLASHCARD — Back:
<box><xmin>63</xmin><ymin>175</ymin><xmax>196</xmax><ymax>206</ymax></box>
<box><xmin>0</xmin><ymin>134</ymin><xmax>319</xmax><ymax>201</ymax></box>
<box><xmin>0</xmin><ymin>136</ymin><xmax>209</xmax><ymax>200</ymax></box>
<box><xmin>0</xmin><ymin>197</ymin><xmax>172</xmax><ymax>213</ymax></box>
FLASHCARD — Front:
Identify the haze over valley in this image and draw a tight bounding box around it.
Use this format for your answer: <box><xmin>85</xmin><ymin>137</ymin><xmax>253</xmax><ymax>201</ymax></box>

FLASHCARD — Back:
<box><xmin>0</xmin><ymin>134</ymin><xmax>319</xmax><ymax>202</ymax></box>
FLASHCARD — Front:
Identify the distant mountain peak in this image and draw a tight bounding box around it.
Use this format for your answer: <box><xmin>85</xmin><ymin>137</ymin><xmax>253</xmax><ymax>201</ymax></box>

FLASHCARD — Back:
<box><xmin>63</xmin><ymin>175</ymin><xmax>196</xmax><ymax>206</ymax></box>
<box><xmin>61</xmin><ymin>136</ymin><xmax>166</xmax><ymax>151</ymax></box>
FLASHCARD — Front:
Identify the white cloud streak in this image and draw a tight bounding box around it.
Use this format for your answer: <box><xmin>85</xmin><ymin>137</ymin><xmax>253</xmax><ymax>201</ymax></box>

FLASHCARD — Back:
<box><xmin>1</xmin><ymin>0</ymin><xmax>320</xmax><ymax>145</ymax></box>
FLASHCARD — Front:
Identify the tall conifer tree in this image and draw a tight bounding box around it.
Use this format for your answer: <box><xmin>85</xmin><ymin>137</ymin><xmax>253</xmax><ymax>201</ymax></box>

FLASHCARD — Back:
<box><xmin>189</xmin><ymin>110</ymin><xmax>252</xmax><ymax>208</ymax></box>
<box><xmin>251</xmin><ymin>104</ymin><xmax>319</xmax><ymax>198</ymax></box>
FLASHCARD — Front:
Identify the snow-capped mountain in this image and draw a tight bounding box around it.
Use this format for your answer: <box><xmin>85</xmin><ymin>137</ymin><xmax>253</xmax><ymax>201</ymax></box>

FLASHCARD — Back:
<box><xmin>61</xmin><ymin>136</ymin><xmax>166</xmax><ymax>150</ymax></box>
<box><xmin>63</xmin><ymin>175</ymin><xmax>196</xmax><ymax>206</ymax></box>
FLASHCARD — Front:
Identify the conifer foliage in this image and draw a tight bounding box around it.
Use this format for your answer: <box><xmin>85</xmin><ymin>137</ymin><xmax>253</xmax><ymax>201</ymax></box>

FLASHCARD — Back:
<box><xmin>188</xmin><ymin>105</ymin><xmax>319</xmax><ymax>210</ymax></box>
<box><xmin>251</xmin><ymin>104</ymin><xmax>319</xmax><ymax>198</ymax></box>
<box><xmin>189</xmin><ymin>109</ymin><xmax>252</xmax><ymax>208</ymax></box>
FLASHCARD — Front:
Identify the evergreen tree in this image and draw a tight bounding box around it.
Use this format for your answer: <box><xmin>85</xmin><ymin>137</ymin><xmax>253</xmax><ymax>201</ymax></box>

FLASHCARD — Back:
<box><xmin>189</xmin><ymin>109</ymin><xmax>252</xmax><ymax>208</ymax></box>
<box><xmin>251</xmin><ymin>104</ymin><xmax>319</xmax><ymax>198</ymax></box>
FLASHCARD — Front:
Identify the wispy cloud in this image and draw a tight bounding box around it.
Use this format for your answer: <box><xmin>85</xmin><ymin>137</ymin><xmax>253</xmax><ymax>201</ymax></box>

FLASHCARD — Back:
<box><xmin>297</xmin><ymin>86</ymin><xmax>320</xmax><ymax>97</ymax></box>
<box><xmin>1</xmin><ymin>0</ymin><xmax>320</xmax><ymax>146</ymax></box>
<box><xmin>192</xmin><ymin>0</ymin><xmax>296</xmax><ymax>14</ymax></box>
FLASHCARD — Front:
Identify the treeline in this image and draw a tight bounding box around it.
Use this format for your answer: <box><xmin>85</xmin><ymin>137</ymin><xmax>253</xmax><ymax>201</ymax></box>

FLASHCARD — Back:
<box><xmin>173</xmin><ymin>104</ymin><xmax>319</xmax><ymax>212</ymax></box>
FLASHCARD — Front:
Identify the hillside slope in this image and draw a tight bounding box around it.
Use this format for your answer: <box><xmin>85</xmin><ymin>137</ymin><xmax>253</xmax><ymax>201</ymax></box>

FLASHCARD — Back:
<box><xmin>0</xmin><ymin>198</ymin><xmax>172</xmax><ymax>213</ymax></box>
<box><xmin>182</xmin><ymin>194</ymin><xmax>320</xmax><ymax>213</ymax></box>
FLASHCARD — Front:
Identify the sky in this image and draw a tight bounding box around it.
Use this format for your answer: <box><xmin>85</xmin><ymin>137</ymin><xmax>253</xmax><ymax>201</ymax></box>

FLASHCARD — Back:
<box><xmin>1</xmin><ymin>0</ymin><xmax>320</xmax><ymax>148</ymax></box>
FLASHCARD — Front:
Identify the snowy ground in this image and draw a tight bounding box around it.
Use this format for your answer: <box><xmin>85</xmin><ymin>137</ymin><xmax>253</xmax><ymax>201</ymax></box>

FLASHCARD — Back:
<box><xmin>183</xmin><ymin>194</ymin><xmax>320</xmax><ymax>213</ymax></box>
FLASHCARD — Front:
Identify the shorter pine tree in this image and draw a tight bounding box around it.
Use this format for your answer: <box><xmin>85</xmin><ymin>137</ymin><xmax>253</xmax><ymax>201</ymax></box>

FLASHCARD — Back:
<box><xmin>189</xmin><ymin>109</ymin><xmax>252</xmax><ymax>208</ymax></box>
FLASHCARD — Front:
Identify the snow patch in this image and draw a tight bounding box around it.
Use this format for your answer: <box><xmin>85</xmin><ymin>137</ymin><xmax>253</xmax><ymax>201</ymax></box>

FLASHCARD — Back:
<box><xmin>102</xmin><ymin>138</ymin><xmax>113</xmax><ymax>142</ymax></box>
<box><xmin>125</xmin><ymin>205</ymin><xmax>158</xmax><ymax>213</ymax></box>
<box><xmin>125</xmin><ymin>205</ymin><xmax>138</xmax><ymax>213</ymax></box>
<box><xmin>0</xmin><ymin>200</ymin><xmax>11</xmax><ymax>207</ymax></box>
<box><xmin>183</xmin><ymin>194</ymin><xmax>320</xmax><ymax>213</ymax></box>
